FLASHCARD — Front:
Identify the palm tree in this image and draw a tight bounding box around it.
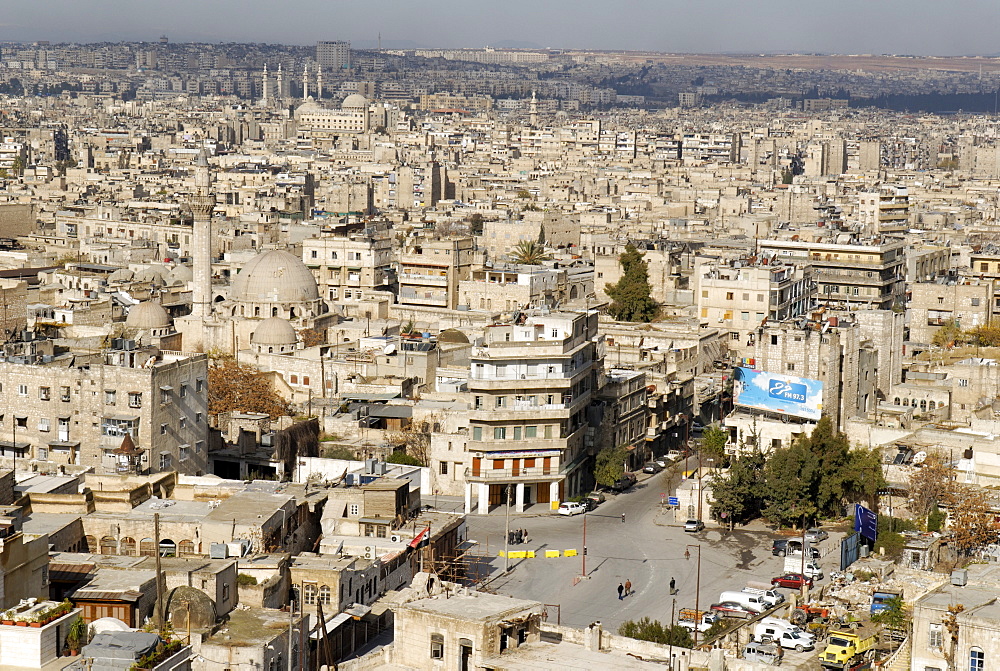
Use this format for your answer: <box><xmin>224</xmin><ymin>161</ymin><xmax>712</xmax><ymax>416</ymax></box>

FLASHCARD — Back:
<box><xmin>509</xmin><ymin>240</ymin><xmax>552</xmax><ymax>265</ymax></box>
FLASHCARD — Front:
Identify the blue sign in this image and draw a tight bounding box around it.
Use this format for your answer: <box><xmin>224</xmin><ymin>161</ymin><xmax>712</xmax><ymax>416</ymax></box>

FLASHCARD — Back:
<box><xmin>854</xmin><ymin>504</ymin><xmax>877</xmax><ymax>542</ymax></box>
<box><xmin>733</xmin><ymin>368</ymin><xmax>824</xmax><ymax>421</ymax></box>
<box><xmin>668</xmin><ymin>496</ymin><xmax>680</xmax><ymax>506</ymax></box>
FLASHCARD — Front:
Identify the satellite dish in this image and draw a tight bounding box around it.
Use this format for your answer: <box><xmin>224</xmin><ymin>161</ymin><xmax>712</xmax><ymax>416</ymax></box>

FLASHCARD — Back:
<box><xmin>913</xmin><ymin>451</ymin><xmax>927</xmax><ymax>465</ymax></box>
<box><xmin>383</xmin><ymin>343</ymin><xmax>397</xmax><ymax>355</ymax></box>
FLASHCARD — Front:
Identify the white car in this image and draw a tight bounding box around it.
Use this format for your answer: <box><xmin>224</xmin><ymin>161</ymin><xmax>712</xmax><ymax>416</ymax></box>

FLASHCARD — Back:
<box><xmin>558</xmin><ymin>501</ymin><xmax>587</xmax><ymax>516</ymax></box>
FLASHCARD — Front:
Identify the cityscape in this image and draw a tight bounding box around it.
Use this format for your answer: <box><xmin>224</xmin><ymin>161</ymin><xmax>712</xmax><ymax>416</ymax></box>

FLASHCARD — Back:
<box><xmin>1</xmin><ymin>16</ymin><xmax>1000</xmax><ymax>671</ymax></box>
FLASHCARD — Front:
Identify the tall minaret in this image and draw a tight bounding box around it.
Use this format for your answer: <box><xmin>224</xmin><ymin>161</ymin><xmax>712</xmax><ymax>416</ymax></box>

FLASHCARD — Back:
<box><xmin>529</xmin><ymin>90</ymin><xmax>538</xmax><ymax>127</ymax></box>
<box><xmin>191</xmin><ymin>150</ymin><xmax>215</xmax><ymax>319</ymax></box>
<box><xmin>262</xmin><ymin>63</ymin><xmax>269</xmax><ymax>104</ymax></box>
<box><xmin>276</xmin><ymin>64</ymin><xmax>284</xmax><ymax>100</ymax></box>
<box><xmin>302</xmin><ymin>63</ymin><xmax>309</xmax><ymax>99</ymax></box>
<box><xmin>316</xmin><ymin>66</ymin><xmax>323</xmax><ymax>100</ymax></box>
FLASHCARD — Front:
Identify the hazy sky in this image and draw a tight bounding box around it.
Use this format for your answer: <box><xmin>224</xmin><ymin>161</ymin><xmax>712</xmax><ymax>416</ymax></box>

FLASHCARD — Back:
<box><xmin>3</xmin><ymin>0</ymin><xmax>1000</xmax><ymax>56</ymax></box>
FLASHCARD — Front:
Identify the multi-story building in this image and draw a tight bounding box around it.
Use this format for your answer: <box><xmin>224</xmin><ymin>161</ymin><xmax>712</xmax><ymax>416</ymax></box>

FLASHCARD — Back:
<box><xmin>0</xmin><ymin>337</ymin><xmax>208</xmax><ymax>475</ymax></box>
<box><xmin>397</xmin><ymin>236</ymin><xmax>474</xmax><ymax>310</ymax></box>
<box><xmin>593</xmin><ymin>368</ymin><xmax>650</xmax><ymax>471</ymax></box>
<box><xmin>857</xmin><ymin>185</ymin><xmax>910</xmax><ymax>235</ymax></box>
<box><xmin>316</xmin><ymin>41</ymin><xmax>350</xmax><ymax>70</ymax></box>
<box><xmin>465</xmin><ymin>310</ymin><xmax>602</xmax><ymax>513</ymax></box>
<box><xmin>695</xmin><ymin>256</ymin><xmax>815</xmax><ymax>359</ymax></box>
<box><xmin>458</xmin><ymin>265</ymin><xmax>564</xmax><ymax>312</ymax></box>
<box><xmin>758</xmin><ymin>238</ymin><xmax>906</xmax><ymax>310</ymax></box>
<box><xmin>907</xmin><ymin>278</ymin><xmax>994</xmax><ymax>344</ymax></box>
<box><xmin>301</xmin><ymin>222</ymin><xmax>395</xmax><ymax>303</ymax></box>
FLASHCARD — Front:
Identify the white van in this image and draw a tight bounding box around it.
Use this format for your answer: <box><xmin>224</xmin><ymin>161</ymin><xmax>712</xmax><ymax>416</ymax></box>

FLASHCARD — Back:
<box><xmin>743</xmin><ymin>641</ymin><xmax>782</xmax><ymax>665</ymax></box>
<box><xmin>743</xmin><ymin>585</ymin><xmax>785</xmax><ymax>607</ymax></box>
<box><xmin>783</xmin><ymin>556</ymin><xmax>823</xmax><ymax>579</ymax></box>
<box><xmin>758</xmin><ymin>617</ymin><xmax>815</xmax><ymax>644</ymax></box>
<box><xmin>753</xmin><ymin>622</ymin><xmax>814</xmax><ymax>652</ymax></box>
<box><xmin>718</xmin><ymin>590</ymin><xmax>767</xmax><ymax>614</ymax></box>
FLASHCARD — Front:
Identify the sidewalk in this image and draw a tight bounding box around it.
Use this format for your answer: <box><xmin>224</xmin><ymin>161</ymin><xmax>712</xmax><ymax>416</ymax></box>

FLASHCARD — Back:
<box><xmin>424</xmin><ymin>494</ymin><xmax>557</xmax><ymax>517</ymax></box>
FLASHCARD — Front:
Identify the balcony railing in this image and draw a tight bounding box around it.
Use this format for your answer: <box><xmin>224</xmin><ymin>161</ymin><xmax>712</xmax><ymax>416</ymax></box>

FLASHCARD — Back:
<box><xmin>467</xmin><ymin>466</ymin><xmax>559</xmax><ymax>480</ymax></box>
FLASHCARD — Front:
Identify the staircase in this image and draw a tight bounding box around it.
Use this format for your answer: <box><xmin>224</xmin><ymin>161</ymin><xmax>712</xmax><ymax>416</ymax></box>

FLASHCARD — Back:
<box><xmin>879</xmin><ymin>637</ymin><xmax>911</xmax><ymax>671</ymax></box>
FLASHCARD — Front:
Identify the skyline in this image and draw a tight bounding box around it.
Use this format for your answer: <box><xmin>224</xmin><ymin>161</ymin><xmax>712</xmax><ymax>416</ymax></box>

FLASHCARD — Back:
<box><xmin>1</xmin><ymin>0</ymin><xmax>1000</xmax><ymax>58</ymax></box>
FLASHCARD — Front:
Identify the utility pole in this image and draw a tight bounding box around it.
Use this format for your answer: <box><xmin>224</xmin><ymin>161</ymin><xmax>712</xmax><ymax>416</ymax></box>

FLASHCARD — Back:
<box><xmin>287</xmin><ymin>601</ymin><xmax>294</xmax><ymax>671</ymax></box>
<box><xmin>581</xmin><ymin>511</ymin><xmax>587</xmax><ymax>577</ymax></box>
<box><xmin>154</xmin><ymin>513</ymin><xmax>164</xmax><ymax>632</ymax></box>
<box><xmin>685</xmin><ymin>544</ymin><xmax>701</xmax><ymax>647</ymax></box>
<box><xmin>503</xmin><ymin>484</ymin><xmax>511</xmax><ymax>573</ymax></box>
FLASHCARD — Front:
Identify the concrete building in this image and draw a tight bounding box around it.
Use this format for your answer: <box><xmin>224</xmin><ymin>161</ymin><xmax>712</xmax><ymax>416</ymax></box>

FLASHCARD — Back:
<box><xmin>465</xmin><ymin>310</ymin><xmax>601</xmax><ymax>513</ymax></box>
<box><xmin>908</xmin><ymin>278</ymin><xmax>994</xmax><ymax>344</ymax></box>
<box><xmin>302</xmin><ymin>222</ymin><xmax>395</xmax><ymax>303</ymax></box>
<box><xmin>316</xmin><ymin>41</ymin><xmax>350</xmax><ymax>70</ymax></box>
<box><xmin>858</xmin><ymin>185</ymin><xmax>911</xmax><ymax>235</ymax></box>
<box><xmin>398</xmin><ymin>236</ymin><xmax>474</xmax><ymax>311</ymax></box>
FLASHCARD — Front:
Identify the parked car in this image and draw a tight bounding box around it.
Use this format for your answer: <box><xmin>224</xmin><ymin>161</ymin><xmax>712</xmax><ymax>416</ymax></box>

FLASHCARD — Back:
<box><xmin>558</xmin><ymin>501</ymin><xmax>586</xmax><ymax>516</ymax></box>
<box><xmin>804</xmin><ymin>528</ymin><xmax>829</xmax><ymax>543</ymax></box>
<box><xmin>684</xmin><ymin>519</ymin><xmax>705</xmax><ymax>533</ymax></box>
<box><xmin>642</xmin><ymin>462</ymin><xmax>663</xmax><ymax>474</ymax></box>
<box><xmin>654</xmin><ymin>457</ymin><xmax>670</xmax><ymax>469</ymax></box>
<box><xmin>771</xmin><ymin>539</ymin><xmax>818</xmax><ymax>557</ymax></box>
<box><xmin>610</xmin><ymin>473</ymin><xmax>637</xmax><ymax>492</ymax></box>
<box><xmin>770</xmin><ymin>573</ymin><xmax>814</xmax><ymax>589</ymax></box>
<box><xmin>585</xmin><ymin>491</ymin><xmax>606</xmax><ymax>505</ymax></box>
<box><xmin>710</xmin><ymin>601</ymin><xmax>753</xmax><ymax>619</ymax></box>
<box><xmin>666</xmin><ymin>450</ymin><xmax>682</xmax><ymax>461</ymax></box>
<box><xmin>582</xmin><ymin>498</ymin><xmax>599</xmax><ymax>512</ymax></box>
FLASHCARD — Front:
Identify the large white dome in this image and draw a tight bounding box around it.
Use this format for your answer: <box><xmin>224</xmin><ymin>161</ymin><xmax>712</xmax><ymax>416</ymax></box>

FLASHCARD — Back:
<box><xmin>251</xmin><ymin>317</ymin><xmax>298</xmax><ymax>346</ymax></box>
<box><xmin>230</xmin><ymin>250</ymin><xmax>319</xmax><ymax>304</ymax></box>
<box><xmin>341</xmin><ymin>94</ymin><xmax>368</xmax><ymax>109</ymax></box>
<box><xmin>125</xmin><ymin>301</ymin><xmax>172</xmax><ymax>329</ymax></box>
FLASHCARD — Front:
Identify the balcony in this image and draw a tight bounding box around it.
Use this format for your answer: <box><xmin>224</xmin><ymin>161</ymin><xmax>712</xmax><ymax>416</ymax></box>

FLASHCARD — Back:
<box><xmin>400</xmin><ymin>273</ymin><xmax>449</xmax><ymax>286</ymax></box>
<box><xmin>466</xmin><ymin>465</ymin><xmax>562</xmax><ymax>483</ymax></box>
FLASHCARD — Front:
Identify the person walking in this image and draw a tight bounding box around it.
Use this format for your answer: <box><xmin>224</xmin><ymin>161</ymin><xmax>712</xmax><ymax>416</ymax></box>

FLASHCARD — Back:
<box><xmin>669</xmin><ymin>577</ymin><xmax>676</xmax><ymax>595</ymax></box>
<box><xmin>624</xmin><ymin>579</ymin><xmax>632</xmax><ymax>597</ymax></box>
<box><xmin>617</xmin><ymin>582</ymin><xmax>624</xmax><ymax>600</ymax></box>
<box><xmin>621</xmin><ymin>512</ymin><xmax>626</xmax><ymax>523</ymax></box>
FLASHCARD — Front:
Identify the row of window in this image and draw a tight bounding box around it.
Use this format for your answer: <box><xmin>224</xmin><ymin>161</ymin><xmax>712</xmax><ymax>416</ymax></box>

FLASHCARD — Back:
<box><xmin>308</xmin><ymin>250</ymin><xmax>364</xmax><ymax>261</ymax></box>
<box><xmin>2</xmin><ymin>382</ymin><xmax>201</xmax><ymax>405</ymax></box>
<box><xmin>472</xmin><ymin>425</ymin><xmax>554</xmax><ymax>441</ymax></box>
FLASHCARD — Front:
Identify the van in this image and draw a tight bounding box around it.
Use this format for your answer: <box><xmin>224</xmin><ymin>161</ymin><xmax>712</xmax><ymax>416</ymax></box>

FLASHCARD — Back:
<box><xmin>758</xmin><ymin>617</ymin><xmax>815</xmax><ymax>644</ymax></box>
<box><xmin>783</xmin><ymin>556</ymin><xmax>823</xmax><ymax>580</ymax></box>
<box><xmin>744</xmin><ymin>584</ymin><xmax>785</xmax><ymax>607</ymax></box>
<box><xmin>743</xmin><ymin>641</ymin><xmax>783</xmax><ymax>665</ymax></box>
<box><xmin>718</xmin><ymin>590</ymin><xmax>767</xmax><ymax>614</ymax></box>
<box><xmin>753</xmin><ymin>622</ymin><xmax>814</xmax><ymax>652</ymax></box>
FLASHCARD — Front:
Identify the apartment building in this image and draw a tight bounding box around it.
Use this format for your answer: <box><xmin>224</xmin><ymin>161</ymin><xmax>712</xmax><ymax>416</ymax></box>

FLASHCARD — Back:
<box><xmin>0</xmin><ymin>337</ymin><xmax>208</xmax><ymax>475</ymax></box>
<box><xmin>857</xmin><ymin>185</ymin><xmax>910</xmax><ymax>235</ymax></box>
<box><xmin>593</xmin><ymin>368</ymin><xmax>650</xmax><ymax>470</ymax></box>
<box><xmin>302</xmin><ymin>223</ymin><xmax>395</xmax><ymax>302</ymax></box>
<box><xmin>316</xmin><ymin>41</ymin><xmax>350</xmax><ymax>70</ymax></box>
<box><xmin>465</xmin><ymin>310</ymin><xmax>601</xmax><ymax>513</ymax></box>
<box><xmin>907</xmin><ymin>278</ymin><xmax>994</xmax><ymax>344</ymax></box>
<box><xmin>398</xmin><ymin>236</ymin><xmax>474</xmax><ymax>310</ymax></box>
<box><xmin>695</xmin><ymin>256</ymin><xmax>815</xmax><ymax>359</ymax></box>
<box><xmin>458</xmin><ymin>265</ymin><xmax>564</xmax><ymax>312</ymax></box>
<box><xmin>758</xmin><ymin>238</ymin><xmax>906</xmax><ymax>310</ymax></box>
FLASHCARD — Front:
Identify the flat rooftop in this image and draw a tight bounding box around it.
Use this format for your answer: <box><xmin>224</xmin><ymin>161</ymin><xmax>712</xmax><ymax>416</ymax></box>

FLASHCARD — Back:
<box><xmin>399</xmin><ymin>591</ymin><xmax>542</xmax><ymax>622</ymax></box>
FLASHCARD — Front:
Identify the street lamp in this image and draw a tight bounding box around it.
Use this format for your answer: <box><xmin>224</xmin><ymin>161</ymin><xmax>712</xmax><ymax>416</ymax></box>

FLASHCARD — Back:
<box><xmin>685</xmin><ymin>544</ymin><xmax>701</xmax><ymax>647</ymax></box>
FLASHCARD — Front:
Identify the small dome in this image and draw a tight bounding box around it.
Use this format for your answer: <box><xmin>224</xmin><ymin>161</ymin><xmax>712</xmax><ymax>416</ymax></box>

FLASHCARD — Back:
<box><xmin>342</xmin><ymin>93</ymin><xmax>368</xmax><ymax>109</ymax></box>
<box><xmin>108</xmin><ymin>268</ymin><xmax>135</xmax><ymax>283</ymax></box>
<box><xmin>126</xmin><ymin>301</ymin><xmax>172</xmax><ymax>329</ymax></box>
<box><xmin>230</xmin><ymin>250</ymin><xmax>319</xmax><ymax>304</ymax></box>
<box><xmin>169</xmin><ymin>265</ymin><xmax>193</xmax><ymax>286</ymax></box>
<box><xmin>251</xmin><ymin>317</ymin><xmax>298</xmax><ymax>345</ymax></box>
<box><xmin>438</xmin><ymin>328</ymin><xmax>470</xmax><ymax>344</ymax></box>
<box><xmin>166</xmin><ymin>586</ymin><xmax>217</xmax><ymax>633</ymax></box>
<box><xmin>89</xmin><ymin>617</ymin><xmax>130</xmax><ymax>635</ymax></box>
<box><xmin>295</xmin><ymin>100</ymin><xmax>324</xmax><ymax>117</ymax></box>
<box><xmin>134</xmin><ymin>266</ymin><xmax>168</xmax><ymax>287</ymax></box>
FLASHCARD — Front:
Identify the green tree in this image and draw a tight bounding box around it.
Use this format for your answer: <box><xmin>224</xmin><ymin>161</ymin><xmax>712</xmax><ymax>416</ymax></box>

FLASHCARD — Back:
<box><xmin>605</xmin><ymin>244</ymin><xmax>658</xmax><ymax>322</ymax></box>
<box><xmin>932</xmin><ymin>320</ymin><xmax>963</xmax><ymax>349</ymax></box>
<box><xmin>871</xmin><ymin>595</ymin><xmax>910</xmax><ymax>633</ymax></box>
<box><xmin>537</xmin><ymin>222</ymin><xmax>546</xmax><ymax>245</ymax></box>
<box><xmin>517</xmin><ymin>189</ymin><xmax>532</xmax><ymax>199</ymax></box>
<box><xmin>618</xmin><ymin>617</ymin><xmax>692</xmax><ymax>647</ymax></box>
<box><xmin>843</xmin><ymin>446</ymin><xmax>887</xmax><ymax>512</ymax></box>
<box><xmin>509</xmin><ymin>240</ymin><xmax>552</xmax><ymax>265</ymax></box>
<box><xmin>781</xmin><ymin>168</ymin><xmax>793</xmax><ymax>184</ymax></box>
<box><xmin>468</xmin><ymin>212</ymin><xmax>485</xmax><ymax>235</ymax></box>
<box><xmin>386</xmin><ymin>451</ymin><xmax>422</xmax><ymax>466</ymax></box>
<box><xmin>594</xmin><ymin>446</ymin><xmax>628</xmax><ymax>488</ymax></box>
<box><xmin>699</xmin><ymin>425</ymin><xmax>728</xmax><ymax>466</ymax></box>
<box><xmin>709</xmin><ymin>449</ymin><xmax>767</xmax><ymax>529</ymax></box>
<box><xmin>762</xmin><ymin>438</ymin><xmax>818</xmax><ymax>528</ymax></box>
<box><xmin>10</xmin><ymin>155</ymin><xmax>23</xmax><ymax>177</ymax></box>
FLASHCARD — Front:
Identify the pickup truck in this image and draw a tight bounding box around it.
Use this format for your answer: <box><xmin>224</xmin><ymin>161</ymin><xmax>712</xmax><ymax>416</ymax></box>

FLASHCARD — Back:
<box><xmin>820</xmin><ymin>626</ymin><xmax>877</xmax><ymax>669</ymax></box>
<box><xmin>678</xmin><ymin>608</ymin><xmax>719</xmax><ymax>632</ymax></box>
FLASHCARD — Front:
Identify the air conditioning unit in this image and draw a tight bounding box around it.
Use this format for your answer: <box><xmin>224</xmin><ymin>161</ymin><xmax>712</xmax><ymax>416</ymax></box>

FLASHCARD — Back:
<box><xmin>210</xmin><ymin>543</ymin><xmax>229</xmax><ymax>559</ymax></box>
<box><xmin>390</xmin><ymin>534</ymin><xmax>401</xmax><ymax>543</ymax></box>
<box><xmin>364</xmin><ymin>546</ymin><xmax>374</xmax><ymax>559</ymax></box>
<box><xmin>952</xmin><ymin>569</ymin><xmax>968</xmax><ymax>586</ymax></box>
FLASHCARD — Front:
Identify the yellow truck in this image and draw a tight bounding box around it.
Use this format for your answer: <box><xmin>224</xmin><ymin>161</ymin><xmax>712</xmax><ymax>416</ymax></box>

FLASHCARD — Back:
<box><xmin>819</xmin><ymin>626</ymin><xmax>877</xmax><ymax>670</ymax></box>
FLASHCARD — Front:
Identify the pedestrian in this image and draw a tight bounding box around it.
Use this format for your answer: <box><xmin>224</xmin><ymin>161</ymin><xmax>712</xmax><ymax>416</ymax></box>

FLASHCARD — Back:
<box><xmin>621</xmin><ymin>512</ymin><xmax>626</xmax><ymax>524</ymax></box>
<box><xmin>624</xmin><ymin>579</ymin><xmax>632</xmax><ymax>597</ymax></box>
<box><xmin>508</xmin><ymin>530</ymin><xmax>514</xmax><ymax>545</ymax></box>
<box><xmin>670</xmin><ymin>577</ymin><xmax>676</xmax><ymax>595</ymax></box>
<box><xmin>517</xmin><ymin>529</ymin><xmax>523</xmax><ymax>544</ymax></box>
<box><xmin>617</xmin><ymin>582</ymin><xmax>624</xmax><ymax>600</ymax></box>
<box><xmin>522</xmin><ymin>528</ymin><xmax>528</xmax><ymax>544</ymax></box>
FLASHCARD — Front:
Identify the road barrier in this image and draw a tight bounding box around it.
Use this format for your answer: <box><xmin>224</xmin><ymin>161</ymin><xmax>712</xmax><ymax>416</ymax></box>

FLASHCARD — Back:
<box><xmin>498</xmin><ymin>549</ymin><xmax>577</xmax><ymax>558</ymax></box>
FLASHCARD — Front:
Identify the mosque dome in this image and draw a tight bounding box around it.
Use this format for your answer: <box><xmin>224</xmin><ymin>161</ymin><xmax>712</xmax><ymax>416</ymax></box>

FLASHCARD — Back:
<box><xmin>168</xmin><ymin>264</ymin><xmax>193</xmax><ymax>286</ymax></box>
<box><xmin>134</xmin><ymin>266</ymin><xmax>168</xmax><ymax>287</ymax></box>
<box><xmin>341</xmin><ymin>93</ymin><xmax>368</xmax><ymax>109</ymax></box>
<box><xmin>230</xmin><ymin>250</ymin><xmax>319</xmax><ymax>304</ymax></box>
<box><xmin>294</xmin><ymin>99</ymin><xmax>324</xmax><ymax>118</ymax></box>
<box><xmin>108</xmin><ymin>268</ymin><xmax>135</xmax><ymax>283</ymax></box>
<box><xmin>125</xmin><ymin>301</ymin><xmax>172</xmax><ymax>330</ymax></box>
<box><xmin>251</xmin><ymin>317</ymin><xmax>298</xmax><ymax>346</ymax></box>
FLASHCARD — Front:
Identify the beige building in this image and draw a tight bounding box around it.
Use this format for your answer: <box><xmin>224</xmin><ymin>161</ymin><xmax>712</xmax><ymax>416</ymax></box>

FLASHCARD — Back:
<box><xmin>398</xmin><ymin>236</ymin><xmax>474</xmax><ymax>310</ymax></box>
<box><xmin>302</xmin><ymin>222</ymin><xmax>395</xmax><ymax>303</ymax></box>
<box><xmin>907</xmin><ymin>279</ymin><xmax>994</xmax><ymax>344</ymax></box>
<box><xmin>857</xmin><ymin>185</ymin><xmax>911</xmax><ymax>235</ymax></box>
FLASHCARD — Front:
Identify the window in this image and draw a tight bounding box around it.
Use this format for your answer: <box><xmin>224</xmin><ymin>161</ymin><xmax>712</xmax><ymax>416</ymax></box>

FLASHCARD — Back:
<box><xmin>37</xmin><ymin>447</ymin><xmax>48</xmax><ymax>460</ymax></box>
<box><xmin>440</xmin><ymin>461</ymin><xmax>449</xmax><ymax>475</ymax></box>
<box><xmin>159</xmin><ymin>453</ymin><xmax>172</xmax><ymax>471</ymax></box>
<box><xmin>701</xmin><ymin>290</ymin><xmax>708</xmax><ymax>298</ymax></box>
<box><xmin>179</xmin><ymin>384</ymin><xmax>187</xmax><ymax>398</ymax></box>
<box><xmin>786</xmin><ymin>363</ymin><xmax>795</xmax><ymax>371</ymax></box>
<box><xmin>128</xmin><ymin>392</ymin><xmax>142</xmax><ymax>408</ymax></box>
<box><xmin>544</xmin><ymin>425</ymin><xmax>553</xmax><ymax>439</ymax></box>
<box><xmin>39</xmin><ymin>387</ymin><xmax>50</xmax><ymax>401</ymax></box>
<box><xmin>513</xmin><ymin>427</ymin><xmax>522</xmax><ymax>440</ymax></box>
<box><xmin>726</xmin><ymin>292</ymin><xmax>734</xmax><ymax>300</ymax></box>
<box><xmin>60</xmin><ymin>386</ymin><xmax>70</xmax><ymax>402</ymax></box>
<box><xmin>105</xmin><ymin>390</ymin><xmax>116</xmax><ymax>405</ymax></box>
<box><xmin>474</xmin><ymin>396</ymin><xmax>483</xmax><ymax>409</ymax></box>
<box><xmin>161</xmin><ymin>423</ymin><xmax>168</xmax><ymax>435</ymax></box>
<box><xmin>196</xmin><ymin>412</ymin><xmax>203</xmax><ymax>424</ymax></box>
<box><xmin>525</xmin><ymin>426</ymin><xmax>537</xmax><ymax>438</ymax></box>
<box><xmin>17</xmin><ymin>384</ymin><xmax>27</xmax><ymax>397</ymax></box>
<box><xmin>928</xmin><ymin>623</ymin><xmax>943</xmax><ymax>648</ymax></box>
<box><xmin>179</xmin><ymin>417</ymin><xmax>187</xmax><ymax>430</ymax></box>
<box><xmin>743</xmin><ymin>293</ymin><xmax>749</xmax><ymax>301</ymax></box>
<box><xmin>311</xmin><ymin>249</ymin><xmax>318</xmax><ymax>258</ymax></box>
<box><xmin>959</xmin><ymin>379</ymin><xmax>969</xmax><ymax>387</ymax></box>
<box><xmin>349</xmin><ymin>504</ymin><xmax>359</xmax><ymax>516</ymax></box>
<box><xmin>431</xmin><ymin>633</ymin><xmax>444</xmax><ymax>659</ymax></box>
<box><xmin>741</xmin><ymin>312</ymin><xmax>749</xmax><ymax>321</ymax></box>
<box><xmin>972</xmin><ymin>298</ymin><xmax>981</xmax><ymax>307</ymax></box>
<box><xmin>970</xmin><ymin>647</ymin><xmax>984</xmax><ymax>671</ymax></box>
<box><xmin>303</xmin><ymin>376</ymin><xmax>310</xmax><ymax>386</ymax></box>
<box><xmin>494</xmin><ymin>427</ymin><xmax>507</xmax><ymax>440</ymax></box>
<box><xmin>319</xmin><ymin>585</ymin><xmax>332</xmax><ymax>604</ymax></box>
<box><xmin>770</xmin><ymin>335</ymin><xmax>778</xmax><ymax>345</ymax></box>
<box><xmin>15</xmin><ymin>416</ymin><xmax>27</xmax><ymax>429</ymax></box>
<box><xmin>196</xmin><ymin>378</ymin><xmax>204</xmax><ymax>393</ymax></box>
<box><xmin>304</xmin><ymin>583</ymin><xmax>317</xmax><ymax>605</ymax></box>
<box><xmin>495</xmin><ymin>396</ymin><xmax>506</xmax><ymax>408</ymax></box>
<box><xmin>38</xmin><ymin>418</ymin><xmax>50</xmax><ymax>432</ymax></box>
<box><xmin>179</xmin><ymin>445</ymin><xmax>191</xmax><ymax>461</ymax></box>
<box><xmin>473</xmin><ymin>426</ymin><xmax>483</xmax><ymax>441</ymax></box>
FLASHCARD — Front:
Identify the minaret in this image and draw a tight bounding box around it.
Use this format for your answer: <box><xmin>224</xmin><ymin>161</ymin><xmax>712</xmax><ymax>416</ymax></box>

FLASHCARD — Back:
<box><xmin>529</xmin><ymin>90</ymin><xmax>538</xmax><ymax>127</ymax></box>
<box><xmin>316</xmin><ymin>66</ymin><xmax>323</xmax><ymax>100</ymax></box>
<box><xmin>262</xmin><ymin>63</ymin><xmax>269</xmax><ymax>104</ymax></box>
<box><xmin>191</xmin><ymin>150</ymin><xmax>215</xmax><ymax>319</ymax></box>
<box><xmin>302</xmin><ymin>63</ymin><xmax>309</xmax><ymax>99</ymax></box>
<box><xmin>276</xmin><ymin>64</ymin><xmax>284</xmax><ymax>100</ymax></box>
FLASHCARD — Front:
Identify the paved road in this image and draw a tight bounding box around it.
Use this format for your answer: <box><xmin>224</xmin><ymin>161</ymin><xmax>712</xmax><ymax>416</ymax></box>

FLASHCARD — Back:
<box><xmin>461</xmin><ymin>459</ymin><xmax>841</xmax><ymax>636</ymax></box>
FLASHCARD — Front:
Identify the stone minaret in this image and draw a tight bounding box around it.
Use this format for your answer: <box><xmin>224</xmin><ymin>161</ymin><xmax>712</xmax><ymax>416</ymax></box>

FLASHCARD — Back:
<box><xmin>303</xmin><ymin>63</ymin><xmax>309</xmax><ymax>99</ymax></box>
<box><xmin>529</xmin><ymin>90</ymin><xmax>538</xmax><ymax>127</ymax></box>
<box><xmin>191</xmin><ymin>150</ymin><xmax>215</xmax><ymax>319</ymax></box>
<box><xmin>316</xmin><ymin>66</ymin><xmax>323</xmax><ymax>100</ymax></box>
<box><xmin>276</xmin><ymin>64</ymin><xmax>284</xmax><ymax>100</ymax></box>
<box><xmin>262</xmin><ymin>63</ymin><xmax>269</xmax><ymax>103</ymax></box>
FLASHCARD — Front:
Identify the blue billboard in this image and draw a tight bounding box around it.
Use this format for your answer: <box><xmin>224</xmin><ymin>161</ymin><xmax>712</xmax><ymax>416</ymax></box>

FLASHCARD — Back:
<box><xmin>733</xmin><ymin>367</ymin><xmax>823</xmax><ymax>421</ymax></box>
<box><xmin>854</xmin><ymin>503</ymin><xmax>877</xmax><ymax>542</ymax></box>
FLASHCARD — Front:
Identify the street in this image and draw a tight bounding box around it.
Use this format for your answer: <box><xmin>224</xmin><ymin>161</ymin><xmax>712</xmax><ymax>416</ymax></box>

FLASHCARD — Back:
<box><xmin>460</xmin><ymin>459</ymin><xmax>840</xmax><ymax>637</ymax></box>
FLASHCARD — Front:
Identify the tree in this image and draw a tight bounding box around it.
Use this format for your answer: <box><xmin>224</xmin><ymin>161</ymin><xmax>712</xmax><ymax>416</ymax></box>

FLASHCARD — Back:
<box><xmin>871</xmin><ymin>595</ymin><xmax>910</xmax><ymax>633</ymax></box>
<box><xmin>762</xmin><ymin>438</ymin><xmax>818</xmax><ymax>528</ymax></box>
<box><xmin>208</xmin><ymin>357</ymin><xmax>291</xmax><ymax>419</ymax></box>
<box><xmin>932</xmin><ymin>320</ymin><xmax>963</xmax><ymax>349</ymax></box>
<box><xmin>605</xmin><ymin>244</ymin><xmax>658</xmax><ymax>323</ymax></box>
<box><xmin>942</xmin><ymin>603</ymin><xmax>964</xmax><ymax>671</ymax></box>
<box><xmin>467</xmin><ymin>212</ymin><xmax>485</xmax><ymax>235</ymax></box>
<box><xmin>298</xmin><ymin>327</ymin><xmax>326</xmax><ymax>348</ymax></box>
<box><xmin>10</xmin><ymin>155</ymin><xmax>23</xmax><ymax>177</ymax></box>
<box><xmin>594</xmin><ymin>446</ymin><xmax>628</xmax><ymax>488</ymax></box>
<box><xmin>699</xmin><ymin>425</ymin><xmax>728</xmax><ymax>466</ymax></box>
<box><xmin>537</xmin><ymin>222</ymin><xmax>546</xmax><ymax>245</ymax></box>
<box><xmin>386</xmin><ymin>427</ymin><xmax>430</xmax><ymax>466</ymax></box>
<box><xmin>843</xmin><ymin>446</ymin><xmax>886</xmax><ymax>513</ymax></box>
<box><xmin>966</xmin><ymin>320</ymin><xmax>1000</xmax><ymax>347</ymax></box>
<box><xmin>709</xmin><ymin>449</ymin><xmax>767</xmax><ymax>529</ymax></box>
<box><xmin>618</xmin><ymin>617</ymin><xmax>692</xmax><ymax>647</ymax></box>
<box><xmin>509</xmin><ymin>240</ymin><xmax>552</xmax><ymax>265</ymax></box>
<box><xmin>908</xmin><ymin>456</ymin><xmax>954</xmax><ymax>523</ymax></box>
<box><xmin>946</xmin><ymin>484</ymin><xmax>998</xmax><ymax>559</ymax></box>
<box><xmin>386</xmin><ymin>451</ymin><xmax>422</xmax><ymax>466</ymax></box>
